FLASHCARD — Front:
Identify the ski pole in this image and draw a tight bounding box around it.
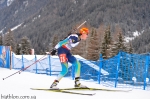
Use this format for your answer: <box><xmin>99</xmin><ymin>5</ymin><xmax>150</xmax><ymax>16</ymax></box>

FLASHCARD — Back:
<box><xmin>2</xmin><ymin>55</ymin><xmax>47</xmax><ymax>80</ymax></box>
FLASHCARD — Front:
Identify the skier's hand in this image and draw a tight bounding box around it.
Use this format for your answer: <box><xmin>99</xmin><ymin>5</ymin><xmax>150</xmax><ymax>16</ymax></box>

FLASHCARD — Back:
<box><xmin>50</xmin><ymin>49</ymin><xmax>57</xmax><ymax>55</ymax></box>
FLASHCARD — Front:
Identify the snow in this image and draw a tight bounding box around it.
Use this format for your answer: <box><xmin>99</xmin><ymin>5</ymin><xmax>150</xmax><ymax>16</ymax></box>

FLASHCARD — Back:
<box><xmin>124</xmin><ymin>36</ymin><xmax>134</xmax><ymax>42</ymax></box>
<box><xmin>74</xmin><ymin>55</ymin><xmax>109</xmax><ymax>75</ymax></box>
<box><xmin>0</xmin><ymin>28</ymin><xmax>4</xmax><ymax>34</ymax></box>
<box><xmin>12</xmin><ymin>54</ymin><xmax>109</xmax><ymax>75</ymax></box>
<box><xmin>32</xmin><ymin>15</ymin><xmax>41</xmax><ymax>22</ymax></box>
<box><xmin>11</xmin><ymin>23</ymin><xmax>22</xmax><ymax>31</ymax></box>
<box><xmin>0</xmin><ymin>23</ymin><xmax>21</xmax><ymax>34</ymax></box>
<box><xmin>133</xmin><ymin>31</ymin><xmax>140</xmax><ymax>37</ymax></box>
<box><xmin>0</xmin><ymin>68</ymin><xmax>150</xmax><ymax>99</ymax></box>
<box><xmin>14</xmin><ymin>10</ymin><xmax>18</xmax><ymax>15</ymax></box>
<box><xmin>7</xmin><ymin>0</ymin><xmax>14</xmax><ymax>6</ymax></box>
<box><xmin>23</xmin><ymin>1</ymin><xmax>28</xmax><ymax>7</ymax></box>
<box><xmin>0</xmin><ymin>23</ymin><xmax>22</xmax><ymax>34</ymax></box>
<box><xmin>124</xmin><ymin>30</ymin><xmax>144</xmax><ymax>42</ymax></box>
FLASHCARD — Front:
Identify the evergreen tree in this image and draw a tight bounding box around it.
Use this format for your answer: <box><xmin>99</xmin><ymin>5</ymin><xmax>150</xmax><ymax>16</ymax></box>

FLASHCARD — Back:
<box><xmin>100</xmin><ymin>26</ymin><xmax>112</xmax><ymax>59</ymax></box>
<box><xmin>4</xmin><ymin>29</ymin><xmax>16</xmax><ymax>51</ymax></box>
<box><xmin>110</xmin><ymin>41</ymin><xmax>118</xmax><ymax>57</ymax></box>
<box><xmin>15</xmin><ymin>44</ymin><xmax>22</xmax><ymax>55</ymax></box>
<box><xmin>101</xmin><ymin>31</ymin><xmax>107</xmax><ymax>59</ymax></box>
<box><xmin>116</xmin><ymin>31</ymin><xmax>126</xmax><ymax>52</ymax></box>
<box><xmin>19</xmin><ymin>36</ymin><xmax>32</xmax><ymax>55</ymax></box>
<box><xmin>101</xmin><ymin>42</ymin><xmax>107</xmax><ymax>59</ymax></box>
<box><xmin>111</xmin><ymin>25</ymin><xmax>122</xmax><ymax>56</ymax></box>
<box><xmin>107</xmin><ymin>26</ymin><xmax>112</xmax><ymax>44</ymax></box>
<box><xmin>126</xmin><ymin>42</ymin><xmax>134</xmax><ymax>53</ymax></box>
<box><xmin>0</xmin><ymin>33</ymin><xmax>3</xmax><ymax>45</ymax></box>
<box><xmin>111</xmin><ymin>29</ymin><xmax>127</xmax><ymax>55</ymax></box>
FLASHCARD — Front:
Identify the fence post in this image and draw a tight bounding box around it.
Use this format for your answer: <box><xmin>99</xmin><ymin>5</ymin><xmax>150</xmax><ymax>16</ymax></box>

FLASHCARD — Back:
<box><xmin>144</xmin><ymin>55</ymin><xmax>149</xmax><ymax>90</ymax></box>
<box><xmin>35</xmin><ymin>55</ymin><xmax>37</xmax><ymax>74</ymax></box>
<box><xmin>12</xmin><ymin>53</ymin><xmax>14</xmax><ymax>69</ymax></box>
<box><xmin>48</xmin><ymin>55</ymin><xmax>51</xmax><ymax>76</ymax></box>
<box><xmin>98</xmin><ymin>54</ymin><xmax>103</xmax><ymax>84</ymax></box>
<box><xmin>115</xmin><ymin>51</ymin><xmax>121</xmax><ymax>88</ymax></box>
<box><xmin>22</xmin><ymin>54</ymin><xmax>24</xmax><ymax>70</ymax></box>
<box><xmin>10</xmin><ymin>46</ymin><xmax>12</xmax><ymax>70</ymax></box>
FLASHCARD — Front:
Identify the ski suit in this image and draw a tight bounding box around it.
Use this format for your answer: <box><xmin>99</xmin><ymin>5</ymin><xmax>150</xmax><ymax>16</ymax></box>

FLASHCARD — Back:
<box><xmin>54</xmin><ymin>33</ymin><xmax>81</xmax><ymax>81</ymax></box>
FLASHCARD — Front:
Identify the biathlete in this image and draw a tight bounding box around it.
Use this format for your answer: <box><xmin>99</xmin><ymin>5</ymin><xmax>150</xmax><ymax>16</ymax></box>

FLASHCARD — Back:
<box><xmin>50</xmin><ymin>28</ymin><xmax>89</xmax><ymax>89</ymax></box>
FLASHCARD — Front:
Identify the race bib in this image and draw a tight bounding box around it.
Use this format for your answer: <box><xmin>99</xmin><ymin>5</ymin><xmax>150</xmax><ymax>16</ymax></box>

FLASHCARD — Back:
<box><xmin>59</xmin><ymin>54</ymin><xmax>67</xmax><ymax>63</ymax></box>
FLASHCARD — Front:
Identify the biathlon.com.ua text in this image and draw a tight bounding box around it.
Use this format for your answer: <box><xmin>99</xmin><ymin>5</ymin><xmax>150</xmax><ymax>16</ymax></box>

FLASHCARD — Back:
<box><xmin>1</xmin><ymin>94</ymin><xmax>36</xmax><ymax>99</ymax></box>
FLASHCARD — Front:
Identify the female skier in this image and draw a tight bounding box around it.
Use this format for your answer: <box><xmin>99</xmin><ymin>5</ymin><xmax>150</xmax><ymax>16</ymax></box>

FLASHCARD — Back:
<box><xmin>50</xmin><ymin>28</ymin><xmax>89</xmax><ymax>89</ymax></box>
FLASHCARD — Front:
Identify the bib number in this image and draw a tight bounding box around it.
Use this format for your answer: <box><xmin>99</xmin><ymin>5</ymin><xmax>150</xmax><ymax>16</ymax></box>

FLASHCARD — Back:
<box><xmin>59</xmin><ymin>54</ymin><xmax>67</xmax><ymax>63</ymax></box>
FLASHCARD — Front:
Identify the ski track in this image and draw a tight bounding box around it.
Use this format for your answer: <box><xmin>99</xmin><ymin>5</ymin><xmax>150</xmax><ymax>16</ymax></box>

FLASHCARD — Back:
<box><xmin>0</xmin><ymin>68</ymin><xmax>150</xmax><ymax>99</ymax></box>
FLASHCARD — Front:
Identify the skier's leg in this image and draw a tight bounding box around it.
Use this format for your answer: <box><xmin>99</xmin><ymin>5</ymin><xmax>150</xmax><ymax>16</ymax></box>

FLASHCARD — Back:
<box><xmin>73</xmin><ymin>60</ymin><xmax>81</xmax><ymax>77</ymax></box>
<box><xmin>67</xmin><ymin>53</ymin><xmax>80</xmax><ymax>77</ymax></box>
<box><xmin>68</xmin><ymin>53</ymin><xmax>87</xmax><ymax>88</ymax></box>
<box><xmin>56</xmin><ymin>54</ymin><xmax>68</xmax><ymax>81</ymax></box>
<box><xmin>50</xmin><ymin>53</ymin><xmax>68</xmax><ymax>88</ymax></box>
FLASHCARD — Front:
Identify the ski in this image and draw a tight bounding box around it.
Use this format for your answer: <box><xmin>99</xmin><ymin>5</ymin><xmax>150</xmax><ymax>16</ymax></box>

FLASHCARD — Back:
<box><xmin>30</xmin><ymin>88</ymin><xmax>95</xmax><ymax>96</ymax></box>
<box><xmin>31</xmin><ymin>87</ymin><xmax>132</xmax><ymax>92</ymax></box>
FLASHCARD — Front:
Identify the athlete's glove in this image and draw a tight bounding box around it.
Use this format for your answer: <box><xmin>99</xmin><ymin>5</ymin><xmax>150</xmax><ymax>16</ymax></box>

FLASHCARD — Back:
<box><xmin>50</xmin><ymin>49</ymin><xmax>57</xmax><ymax>55</ymax></box>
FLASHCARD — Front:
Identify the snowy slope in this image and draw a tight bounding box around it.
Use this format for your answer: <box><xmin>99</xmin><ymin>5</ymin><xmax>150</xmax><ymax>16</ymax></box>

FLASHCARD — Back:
<box><xmin>12</xmin><ymin>54</ymin><xmax>109</xmax><ymax>75</ymax></box>
<box><xmin>75</xmin><ymin>55</ymin><xmax>109</xmax><ymax>75</ymax></box>
<box><xmin>0</xmin><ymin>68</ymin><xmax>150</xmax><ymax>99</ymax></box>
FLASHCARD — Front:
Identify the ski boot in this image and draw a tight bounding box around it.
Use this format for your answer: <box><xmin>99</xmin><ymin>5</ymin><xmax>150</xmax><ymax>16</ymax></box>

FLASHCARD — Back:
<box><xmin>50</xmin><ymin>80</ymin><xmax>59</xmax><ymax>89</ymax></box>
<box><xmin>74</xmin><ymin>77</ymin><xmax>87</xmax><ymax>88</ymax></box>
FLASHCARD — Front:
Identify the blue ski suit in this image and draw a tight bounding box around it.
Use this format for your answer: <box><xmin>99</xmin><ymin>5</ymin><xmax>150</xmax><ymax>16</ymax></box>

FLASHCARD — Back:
<box><xmin>54</xmin><ymin>33</ymin><xmax>81</xmax><ymax>81</ymax></box>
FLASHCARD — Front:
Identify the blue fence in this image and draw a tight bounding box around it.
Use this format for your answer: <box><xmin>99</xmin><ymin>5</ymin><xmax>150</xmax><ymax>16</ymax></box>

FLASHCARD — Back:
<box><xmin>0</xmin><ymin>48</ymin><xmax>150</xmax><ymax>90</ymax></box>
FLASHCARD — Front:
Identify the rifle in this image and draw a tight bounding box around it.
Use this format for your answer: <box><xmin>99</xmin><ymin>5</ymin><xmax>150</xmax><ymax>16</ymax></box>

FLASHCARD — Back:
<box><xmin>70</xmin><ymin>21</ymin><xmax>87</xmax><ymax>34</ymax></box>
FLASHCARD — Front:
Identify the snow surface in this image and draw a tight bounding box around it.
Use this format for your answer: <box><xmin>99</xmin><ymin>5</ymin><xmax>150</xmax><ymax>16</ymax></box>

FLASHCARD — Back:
<box><xmin>11</xmin><ymin>23</ymin><xmax>22</xmax><ymax>31</ymax></box>
<box><xmin>0</xmin><ymin>68</ymin><xmax>150</xmax><ymax>99</ymax></box>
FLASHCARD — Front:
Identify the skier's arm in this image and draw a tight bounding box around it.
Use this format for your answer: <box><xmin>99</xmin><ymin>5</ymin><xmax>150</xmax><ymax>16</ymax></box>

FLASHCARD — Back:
<box><xmin>50</xmin><ymin>39</ymin><xmax>69</xmax><ymax>55</ymax></box>
<box><xmin>54</xmin><ymin>34</ymin><xmax>80</xmax><ymax>49</ymax></box>
<box><xmin>54</xmin><ymin>38</ymin><xmax>69</xmax><ymax>49</ymax></box>
<box><xmin>50</xmin><ymin>35</ymin><xmax>79</xmax><ymax>55</ymax></box>
<box><xmin>68</xmin><ymin>35</ymin><xmax>80</xmax><ymax>47</ymax></box>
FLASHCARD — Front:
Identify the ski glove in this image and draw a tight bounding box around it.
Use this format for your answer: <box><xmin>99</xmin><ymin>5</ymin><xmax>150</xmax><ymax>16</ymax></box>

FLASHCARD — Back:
<box><xmin>50</xmin><ymin>49</ymin><xmax>57</xmax><ymax>55</ymax></box>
